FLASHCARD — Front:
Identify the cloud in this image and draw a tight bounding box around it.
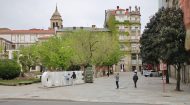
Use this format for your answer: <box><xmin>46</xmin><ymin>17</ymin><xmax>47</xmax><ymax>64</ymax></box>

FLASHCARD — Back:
<box><xmin>0</xmin><ymin>0</ymin><xmax>158</xmax><ymax>31</ymax></box>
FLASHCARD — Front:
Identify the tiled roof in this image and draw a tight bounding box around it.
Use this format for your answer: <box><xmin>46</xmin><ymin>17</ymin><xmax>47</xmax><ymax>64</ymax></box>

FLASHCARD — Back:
<box><xmin>0</xmin><ymin>29</ymin><xmax>55</xmax><ymax>35</ymax></box>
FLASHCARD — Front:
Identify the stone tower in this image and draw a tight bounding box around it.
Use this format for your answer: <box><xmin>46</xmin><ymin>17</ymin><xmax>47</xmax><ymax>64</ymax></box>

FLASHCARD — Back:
<box><xmin>50</xmin><ymin>5</ymin><xmax>63</xmax><ymax>29</ymax></box>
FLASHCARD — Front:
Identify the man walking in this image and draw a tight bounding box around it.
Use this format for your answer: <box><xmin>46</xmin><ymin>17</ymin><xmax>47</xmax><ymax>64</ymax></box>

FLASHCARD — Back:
<box><xmin>115</xmin><ymin>73</ymin><xmax>119</xmax><ymax>89</ymax></box>
<box><xmin>133</xmin><ymin>73</ymin><xmax>138</xmax><ymax>88</ymax></box>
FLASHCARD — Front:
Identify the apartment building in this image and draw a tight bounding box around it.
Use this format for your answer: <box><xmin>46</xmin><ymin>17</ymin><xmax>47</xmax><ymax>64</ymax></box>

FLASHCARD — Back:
<box><xmin>104</xmin><ymin>6</ymin><xmax>142</xmax><ymax>71</ymax></box>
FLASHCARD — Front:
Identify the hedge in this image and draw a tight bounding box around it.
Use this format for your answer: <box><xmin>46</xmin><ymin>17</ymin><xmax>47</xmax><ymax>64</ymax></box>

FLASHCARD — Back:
<box><xmin>0</xmin><ymin>59</ymin><xmax>21</xmax><ymax>80</ymax></box>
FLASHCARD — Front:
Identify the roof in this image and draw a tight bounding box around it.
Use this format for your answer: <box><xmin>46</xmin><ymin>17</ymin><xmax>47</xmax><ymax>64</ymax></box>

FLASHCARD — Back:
<box><xmin>0</xmin><ymin>28</ymin><xmax>11</xmax><ymax>31</ymax></box>
<box><xmin>0</xmin><ymin>37</ymin><xmax>13</xmax><ymax>44</ymax></box>
<box><xmin>50</xmin><ymin>5</ymin><xmax>62</xmax><ymax>20</ymax></box>
<box><xmin>0</xmin><ymin>29</ymin><xmax>55</xmax><ymax>35</ymax></box>
<box><xmin>57</xmin><ymin>27</ymin><xmax>110</xmax><ymax>32</ymax></box>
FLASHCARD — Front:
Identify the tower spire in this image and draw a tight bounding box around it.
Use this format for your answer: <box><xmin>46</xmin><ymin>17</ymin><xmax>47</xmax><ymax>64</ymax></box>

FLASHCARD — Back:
<box><xmin>56</xmin><ymin>3</ymin><xmax>58</xmax><ymax>12</ymax></box>
<box><xmin>50</xmin><ymin>4</ymin><xmax>63</xmax><ymax>29</ymax></box>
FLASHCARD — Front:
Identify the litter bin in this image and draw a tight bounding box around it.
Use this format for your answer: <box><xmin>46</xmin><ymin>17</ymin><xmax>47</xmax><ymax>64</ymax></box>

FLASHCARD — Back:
<box><xmin>84</xmin><ymin>67</ymin><xmax>94</xmax><ymax>83</ymax></box>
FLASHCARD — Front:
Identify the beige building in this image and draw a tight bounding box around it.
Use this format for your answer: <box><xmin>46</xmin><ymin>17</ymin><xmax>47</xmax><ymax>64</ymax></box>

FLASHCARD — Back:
<box><xmin>159</xmin><ymin>0</ymin><xmax>179</xmax><ymax>8</ymax></box>
<box><xmin>104</xmin><ymin>6</ymin><xmax>142</xmax><ymax>71</ymax></box>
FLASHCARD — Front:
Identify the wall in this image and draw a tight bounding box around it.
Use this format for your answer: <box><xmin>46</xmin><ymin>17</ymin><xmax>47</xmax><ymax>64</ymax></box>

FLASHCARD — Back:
<box><xmin>169</xmin><ymin>65</ymin><xmax>190</xmax><ymax>84</ymax></box>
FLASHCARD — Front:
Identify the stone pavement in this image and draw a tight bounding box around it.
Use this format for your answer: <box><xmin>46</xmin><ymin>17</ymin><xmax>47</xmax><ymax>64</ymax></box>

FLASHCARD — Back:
<box><xmin>0</xmin><ymin>72</ymin><xmax>190</xmax><ymax>105</ymax></box>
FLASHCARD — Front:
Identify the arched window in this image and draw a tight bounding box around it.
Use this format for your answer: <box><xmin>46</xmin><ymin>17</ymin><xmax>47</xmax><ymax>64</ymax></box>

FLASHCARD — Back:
<box><xmin>56</xmin><ymin>22</ymin><xmax>58</xmax><ymax>27</ymax></box>
<box><xmin>53</xmin><ymin>22</ymin><xmax>55</xmax><ymax>28</ymax></box>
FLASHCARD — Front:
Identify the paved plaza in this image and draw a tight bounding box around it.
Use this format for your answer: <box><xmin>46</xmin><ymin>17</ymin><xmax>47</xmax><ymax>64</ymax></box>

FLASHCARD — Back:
<box><xmin>0</xmin><ymin>72</ymin><xmax>190</xmax><ymax>105</ymax></box>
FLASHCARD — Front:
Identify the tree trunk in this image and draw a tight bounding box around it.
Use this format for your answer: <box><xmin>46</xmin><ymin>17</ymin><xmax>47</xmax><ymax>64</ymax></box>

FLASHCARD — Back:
<box><xmin>81</xmin><ymin>65</ymin><xmax>87</xmax><ymax>82</ymax></box>
<box><xmin>166</xmin><ymin>64</ymin><xmax>170</xmax><ymax>84</ymax></box>
<box><xmin>176</xmin><ymin>64</ymin><xmax>181</xmax><ymax>91</ymax></box>
<box><xmin>107</xmin><ymin>66</ymin><xmax>110</xmax><ymax>77</ymax></box>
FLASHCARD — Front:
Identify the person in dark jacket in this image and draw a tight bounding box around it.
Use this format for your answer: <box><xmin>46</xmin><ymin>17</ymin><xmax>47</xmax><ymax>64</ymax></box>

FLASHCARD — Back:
<box><xmin>115</xmin><ymin>73</ymin><xmax>119</xmax><ymax>89</ymax></box>
<box><xmin>71</xmin><ymin>72</ymin><xmax>76</xmax><ymax>79</ymax></box>
<box><xmin>133</xmin><ymin>73</ymin><xmax>138</xmax><ymax>88</ymax></box>
<box><xmin>71</xmin><ymin>72</ymin><xmax>76</xmax><ymax>85</ymax></box>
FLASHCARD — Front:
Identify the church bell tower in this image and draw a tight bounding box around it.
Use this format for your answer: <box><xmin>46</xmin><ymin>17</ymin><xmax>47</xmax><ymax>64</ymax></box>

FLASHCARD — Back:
<box><xmin>50</xmin><ymin>5</ymin><xmax>63</xmax><ymax>29</ymax></box>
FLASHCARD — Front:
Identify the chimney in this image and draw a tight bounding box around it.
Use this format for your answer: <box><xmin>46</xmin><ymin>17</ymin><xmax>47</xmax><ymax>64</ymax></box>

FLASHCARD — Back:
<box><xmin>80</xmin><ymin>26</ymin><xmax>83</xmax><ymax>29</ymax></box>
<box><xmin>117</xmin><ymin>6</ymin><xmax>119</xmax><ymax>9</ymax></box>
<box><xmin>138</xmin><ymin>7</ymin><xmax>140</xmax><ymax>12</ymax></box>
<box><xmin>135</xmin><ymin>6</ymin><xmax>138</xmax><ymax>11</ymax></box>
<box><xmin>92</xmin><ymin>25</ymin><xmax>96</xmax><ymax>28</ymax></box>
<box><xmin>129</xmin><ymin>6</ymin><xmax>131</xmax><ymax>12</ymax></box>
<box><xmin>73</xmin><ymin>26</ymin><xmax>76</xmax><ymax>30</ymax></box>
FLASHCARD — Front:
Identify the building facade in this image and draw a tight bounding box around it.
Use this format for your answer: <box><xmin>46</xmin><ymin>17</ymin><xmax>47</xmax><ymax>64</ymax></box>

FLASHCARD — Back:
<box><xmin>0</xmin><ymin>37</ymin><xmax>13</xmax><ymax>59</ymax></box>
<box><xmin>104</xmin><ymin>6</ymin><xmax>142</xmax><ymax>71</ymax></box>
<box><xmin>0</xmin><ymin>28</ymin><xmax>55</xmax><ymax>50</ymax></box>
<box><xmin>159</xmin><ymin>0</ymin><xmax>179</xmax><ymax>8</ymax></box>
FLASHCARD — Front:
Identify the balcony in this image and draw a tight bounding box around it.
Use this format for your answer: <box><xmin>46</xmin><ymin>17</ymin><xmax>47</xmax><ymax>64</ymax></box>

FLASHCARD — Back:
<box><xmin>120</xmin><ymin>48</ymin><xmax>131</xmax><ymax>52</ymax></box>
<box><xmin>119</xmin><ymin>36</ymin><xmax>130</xmax><ymax>42</ymax></box>
<box><xmin>119</xmin><ymin>29</ymin><xmax>125</xmax><ymax>32</ymax></box>
<box><xmin>130</xmin><ymin>39</ymin><xmax>139</xmax><ymax>43</ymax></box>
<box><xmin>131</xmin><ymin>49</ymin><xmax>139</xmax><ymax>53</ymax></box>
<box><xmin>138</xmin><ymin>60</ymin><xmax>142</xmax><ymax>65</ymax></box>
<box><xmin>131</xmin><ymin>60</ymin><xmax>142</xmax><ymax>65</ymax></box>
<box><xmin>131</xmin><ymin>60</ymin><xmax>137</xmax><ymax>65</ymax></box>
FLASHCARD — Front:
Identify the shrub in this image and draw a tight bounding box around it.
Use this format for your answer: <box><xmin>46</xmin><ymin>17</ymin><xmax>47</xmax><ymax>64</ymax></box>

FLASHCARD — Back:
<box><xmin>0</xmin><ymin>59</ymin><xmax>21</xmax><ymax>80</ymax></box>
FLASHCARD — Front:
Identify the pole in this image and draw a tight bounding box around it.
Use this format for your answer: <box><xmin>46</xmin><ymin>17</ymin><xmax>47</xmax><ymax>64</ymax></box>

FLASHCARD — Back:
<box><xmin>162</xmin><ymin>70</ymin><xmax>165</xmax><ymax>92</ymax></box>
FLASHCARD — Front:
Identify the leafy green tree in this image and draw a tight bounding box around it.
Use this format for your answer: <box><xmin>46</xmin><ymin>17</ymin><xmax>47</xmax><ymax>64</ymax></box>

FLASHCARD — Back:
<box><xmin>65</xmin><ymin>30</ymin><xmax>122</xmax><ymax>71</ymax></box>
<box><xmin>158</xmin><ymin>8</ymin><xmax>189</xmax><ymax>91</ymax></box>
<box><xmin>106</xmin><ymin>15</ymin><xmax>116</xmax><ymax>35</ymax></box>
<box><xmin>140</xmin><ymin>9</ymin><xmax>162</xmax><ymax>69</ymax></box>
<box><xmin>19</xmin><ymin>45</ymin><xmax>39</xmax><ymax>73</ymax></box>
<box><xmin>68</xmin><ymin>30</ymin><xmax>102</xmax><ymax>69</ymax></box>
<box><xmin>37</xmin><ymin>37</ymin><xmax>73</xmax><ymax>70</ymax></box>
<box><xmin>141</xmin><ymin>7</ymin><xmax>190</xmax><ymax>91</ymax></box>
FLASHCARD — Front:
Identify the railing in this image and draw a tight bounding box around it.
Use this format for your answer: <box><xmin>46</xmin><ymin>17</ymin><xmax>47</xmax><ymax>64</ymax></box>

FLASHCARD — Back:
<box><xmin>120</xmin><ymin>48</ymin><xmax>130</xmax><ymax>52</ymax></box>
<box><xmin>131</xmin><ymin>60</ymin><xmax>142</xmax><ymax>65</ymax></box>
<box><xmin>130</xmin><ymin>39</ymin><xmax>139</xmax><ymax>42</ymax></box>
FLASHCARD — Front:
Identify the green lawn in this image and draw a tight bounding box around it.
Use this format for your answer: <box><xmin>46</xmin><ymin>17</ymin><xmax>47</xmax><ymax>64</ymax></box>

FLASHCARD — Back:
<box><xmin>0</xmin><ymin>79</ymin><xmax>41</xmax><ymax>86</ymax></box>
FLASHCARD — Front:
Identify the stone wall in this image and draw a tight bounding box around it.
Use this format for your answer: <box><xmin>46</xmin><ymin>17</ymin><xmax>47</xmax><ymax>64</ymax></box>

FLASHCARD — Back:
<box><xmin>169</xmin><ymin>65</ymin><xmax>190</xmax><ymax>84</ymax></box>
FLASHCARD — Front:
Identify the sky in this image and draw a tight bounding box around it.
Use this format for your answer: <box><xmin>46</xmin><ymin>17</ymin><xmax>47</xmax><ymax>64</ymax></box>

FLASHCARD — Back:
<box><xmin>0</xmin><ymin>0</ymin><xmax>159</xmax><ymax>32</ymax></box>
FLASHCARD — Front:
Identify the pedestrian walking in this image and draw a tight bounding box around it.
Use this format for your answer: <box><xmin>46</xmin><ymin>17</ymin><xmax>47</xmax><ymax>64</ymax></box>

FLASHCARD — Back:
<box><xmin>115</xmin><ymin>73</ymin><xmax>119</xmax><ymax>89</ymax></box>
<box><xmin>133</xmin><ymin>73</ymin><xmax>138</xmax><ymax>88</ymax></box>
<box><xmin>107</xmin><ymin>72</ymin><xmax>109</xmax><ymax>77</ymax></box>
<box><xmin>71</xmin><ymin>72</ymin><xmax>76</xmax><ymax>85</ymax></box>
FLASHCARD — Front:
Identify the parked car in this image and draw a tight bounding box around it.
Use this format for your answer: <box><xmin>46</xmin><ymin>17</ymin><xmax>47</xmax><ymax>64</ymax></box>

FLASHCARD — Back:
<box><xmin>143</xmin><ymin>70</ymin><xmax>159</xmax><ymax>77</ymax></box>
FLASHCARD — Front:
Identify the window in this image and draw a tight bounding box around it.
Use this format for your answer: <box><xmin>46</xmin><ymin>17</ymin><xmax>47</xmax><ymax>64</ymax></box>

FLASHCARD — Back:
<box><xmin>56</xmin><ymin>22</ymin><xmax>58</xmax><ymax>27</ymax></box>
<box><xmin>11</xmin><ymin>35</ymin><xmax>16</xmax><ymax>42</ymax></box>
<box><xmin>131</xmin><ymin>54</ymin><xmax>137</xmax><ymax>60</ymax></box>
<box><xmin>31</xmin><ymin>66</ymin><xmax>36</xmax><ymax>70</ymax></box>
<box><xmin>20</xmin><ymin>36</ymin><xmax>25</xmax><ymax>42</ymax></box>
<box><xmin>53</xmin><ymin>22</ymin><xmax>55</xmax><ymax>28</ymax></box>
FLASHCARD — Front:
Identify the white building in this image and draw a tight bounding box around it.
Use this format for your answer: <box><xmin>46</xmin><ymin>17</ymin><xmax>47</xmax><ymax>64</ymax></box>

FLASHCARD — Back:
<box><xmin>0</xmin><ymin>28</ymin><xmax>55</xmax><ymax>50</ymax></box>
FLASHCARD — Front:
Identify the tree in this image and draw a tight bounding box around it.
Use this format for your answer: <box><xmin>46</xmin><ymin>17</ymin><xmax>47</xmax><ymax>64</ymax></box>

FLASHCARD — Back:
<box><xmin>140</xmin><ymin>9</ymin><xmax>163</xmax><ymax>69</ymax></box>
<box><xmin>37</xmin><ymin>37</ymin><xmax>73</xmax><ymax>70</ymax></box>
<box><xmin>141</xmin><ymin>7</ymin><xmax>190</xmax><ymax>91</ymax></box>
<box><xmin>18</xmin><ymin>45</ymin><xmax>39</xmax><ymax>73</ymax></box>
<box><xmin>64</xmin><ymin>30</ymin><xmax>122</xmax><ymax>71</ymax></box>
